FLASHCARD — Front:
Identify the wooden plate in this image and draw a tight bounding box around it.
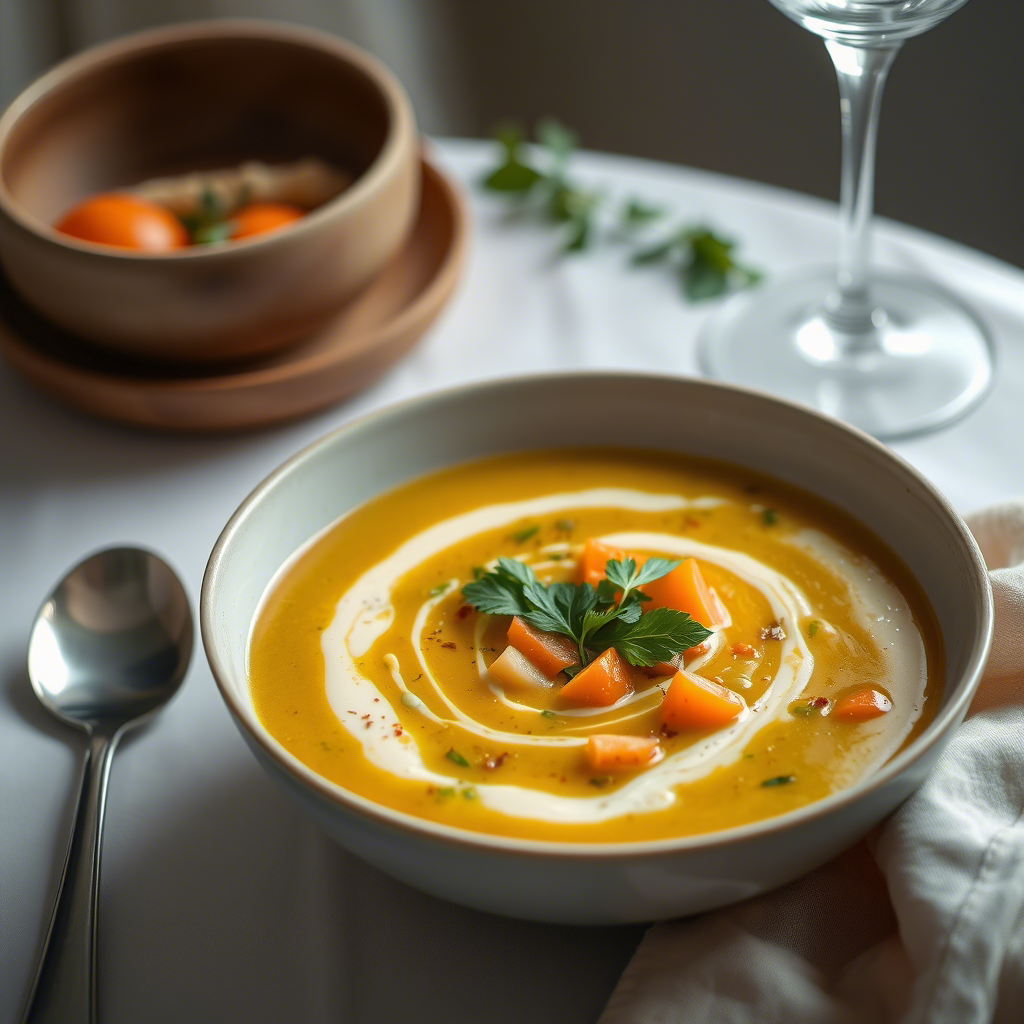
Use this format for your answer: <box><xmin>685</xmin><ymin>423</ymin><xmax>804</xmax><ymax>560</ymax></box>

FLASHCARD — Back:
<box><xmin>0</xmin><ymin>157</ymin><xmax>467</xmax><ymax>432</ymax></box>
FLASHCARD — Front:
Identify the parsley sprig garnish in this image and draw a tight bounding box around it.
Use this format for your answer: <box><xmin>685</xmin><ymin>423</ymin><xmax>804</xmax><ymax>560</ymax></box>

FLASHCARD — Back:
<box><xmin>481</xmin><ymin>120</ymin><xmax>762</xmax><ymax>300</ymax></box>
<box><xmin>461</xmin><ymin>556</ymin><xmax>712</xmax><ymax>670</ymax></box>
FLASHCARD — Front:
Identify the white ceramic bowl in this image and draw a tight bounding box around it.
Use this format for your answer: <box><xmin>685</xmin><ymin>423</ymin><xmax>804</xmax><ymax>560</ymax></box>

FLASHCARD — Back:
<box><xmin>201</xmin><ymin>373</ymin><xmax>992</xmax><ymax>924</ymax></box>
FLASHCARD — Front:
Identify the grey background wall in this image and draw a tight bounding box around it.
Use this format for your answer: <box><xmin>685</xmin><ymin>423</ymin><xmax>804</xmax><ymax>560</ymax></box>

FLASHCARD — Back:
<box><xmin>2</xmin><ymin>0</ymin><xmax>1020</xmax><ymax>267</ymax></box>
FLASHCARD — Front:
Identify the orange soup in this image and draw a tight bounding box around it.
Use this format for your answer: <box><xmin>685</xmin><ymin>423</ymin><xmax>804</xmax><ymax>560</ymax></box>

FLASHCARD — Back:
<box><xmin>248</xmin><ymin>450</ymin><xmax>941</xmax><ymax>843</ymax></box>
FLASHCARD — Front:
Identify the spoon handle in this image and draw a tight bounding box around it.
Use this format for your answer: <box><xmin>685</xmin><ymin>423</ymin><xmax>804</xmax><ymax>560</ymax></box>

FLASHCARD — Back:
<box><xmin>22</xmin><ymin>728</ymin><xmax>120</xmax><ymax>1024</ymax></box>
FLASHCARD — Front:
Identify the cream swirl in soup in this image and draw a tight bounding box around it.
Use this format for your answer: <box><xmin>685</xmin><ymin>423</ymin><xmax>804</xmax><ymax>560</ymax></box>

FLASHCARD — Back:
<box><xmin>248</xmin><ymin>450</ymin><xmax>940</xmax><ymax>844</ymax></box>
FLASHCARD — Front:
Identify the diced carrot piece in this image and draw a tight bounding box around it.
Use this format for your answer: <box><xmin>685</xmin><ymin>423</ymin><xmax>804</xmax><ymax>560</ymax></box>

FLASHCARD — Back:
<box><xmin>639</xmin><ymin>651</ymin><xmax>684</xmax><ymax>678</ymax></box>
<box><xmin>660</xmin><ymin>671</ymin><xmax>744</xmax><ymax>731</ymax></box>
<box><xmin>832</xmin><ymin>688</ymin><xmax>892</xmax><ymax>721</ymax></box>
<box><xmin>488</xmin><ymin>646</ymin><xmax>551</xmax><ymax>691</ymax></box>
<box><xmin>576</xmin><ymin>538</ymin><xmax>628</xmax><ymax>586</ymax></box>
<box><xmin>683</xmin><ymin>637</ymin><xmax>715</xmax><ymax>665</ymax></box>
<box><xmin>731</xmin><ymin>642</ymin><xmax>758</xmax><ymax>658</ymax></box>
<box><xmin>586</xmin><ymin>734</ymin><xmax>660</xmax><ymax>772</ymax></box>
<box><xmin>507</xmin><ymin>617</ymin><xmax>580</xmax><ymax>677</ymax></box>
<box><xmin>641</xmin><ymin>558</ymin><xmax>717</xmax><ymax>628</ymax></box>
<box><xmin>557</xmin><ymin>648</ymin><xmax>632</xmax><ymax>708</ymax></box>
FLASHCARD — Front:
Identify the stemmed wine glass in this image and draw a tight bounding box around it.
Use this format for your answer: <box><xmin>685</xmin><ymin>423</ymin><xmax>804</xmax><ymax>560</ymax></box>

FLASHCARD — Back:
<box><xmin>698</xmin><ymin>0</ymin><xmax>994</xmax><ymax>440</ymax></box>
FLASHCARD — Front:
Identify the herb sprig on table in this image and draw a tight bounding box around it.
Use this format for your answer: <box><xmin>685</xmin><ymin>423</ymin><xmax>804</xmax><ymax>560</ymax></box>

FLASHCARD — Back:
<box><xmin>462</xmin><ymin>556</ymin><xmax>712</xmax><ymax>670</ymax></box>
<box><xmin>481</xmin><ymin>120</ymin><xmax>762</xmax><ymax>301</ymax></box>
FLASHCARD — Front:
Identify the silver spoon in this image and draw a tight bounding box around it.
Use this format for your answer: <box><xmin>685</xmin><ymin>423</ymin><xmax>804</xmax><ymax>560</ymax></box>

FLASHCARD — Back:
<box><xmin>22</xmin><ymin>547</ymin><xmax>193</xmax><ymax>1024</ymax></box>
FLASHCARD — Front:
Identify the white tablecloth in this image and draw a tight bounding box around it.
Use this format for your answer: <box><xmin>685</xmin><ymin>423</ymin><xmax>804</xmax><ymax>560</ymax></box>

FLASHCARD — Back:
<box><xmin>2</xmin><ymin>140</ymin><xmax>1022</xmax><ymax>1024</ymax></box>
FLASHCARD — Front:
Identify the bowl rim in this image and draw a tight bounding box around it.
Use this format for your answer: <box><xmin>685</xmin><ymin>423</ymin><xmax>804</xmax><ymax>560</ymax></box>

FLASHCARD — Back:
<box><xmin>0</xmin><ymin>18</ymin><xmax>416</xmax><ymax>260</ymax></box>
<box><xmin>201</xmin><ymin>370</ymin><xmax>994</xmax><ymax>860</ymax></box>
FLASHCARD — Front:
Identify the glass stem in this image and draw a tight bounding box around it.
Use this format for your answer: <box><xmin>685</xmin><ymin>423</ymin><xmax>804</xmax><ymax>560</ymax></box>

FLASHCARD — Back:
<box><xmin>823</xmin><ymin>40</ymin><xmax>901</xmax><ymax>342</ymax></box>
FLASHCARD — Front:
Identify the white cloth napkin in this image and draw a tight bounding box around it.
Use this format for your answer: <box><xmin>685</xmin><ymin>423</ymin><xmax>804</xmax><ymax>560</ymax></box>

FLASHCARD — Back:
<box><xmin>600</xmin><ymin>502</ymin><xmax>1024</xmax><ymax>1024</ymax></box>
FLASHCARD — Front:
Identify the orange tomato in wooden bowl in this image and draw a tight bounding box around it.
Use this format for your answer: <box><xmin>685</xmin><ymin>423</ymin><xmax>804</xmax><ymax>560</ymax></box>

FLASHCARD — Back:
<box><xmin>55</xmin><ymin>194</ymin><xmax>188</xmax><ymax>251</ymax></box>
<box><xmin>230</xmin><ymin>202</ymin><xmax>304</xmax><ymax>240</ymax></box>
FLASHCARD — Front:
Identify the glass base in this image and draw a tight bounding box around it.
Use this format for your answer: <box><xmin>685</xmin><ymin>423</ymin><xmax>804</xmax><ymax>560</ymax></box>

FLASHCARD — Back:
<box><xmin>697</xmin><ymin>268</ymin><xmax>995</xmax><ymax>441</ymax></box>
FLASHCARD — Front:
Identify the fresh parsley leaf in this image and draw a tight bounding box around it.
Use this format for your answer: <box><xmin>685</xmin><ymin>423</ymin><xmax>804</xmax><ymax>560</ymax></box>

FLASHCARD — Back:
<box><xmin>808</xmin><ymin>620</ymin><xmax>820</xmax><ymax>638</ymax></box>
<box><xmin>482</xmin><ymin>126</ymin><xmax>543</xmax><ymax>193</ymax></box>
<box><xmin>511</xmin><ymin>525</ymin><xmax>539</xmax><ymax>543</ymax></box>
<box><xmin>603</xmin><ymin>557</ymin><xmax>638</xmax><ymax>592</ymax></box>
<box><xmin>762</xmin><ymin>508</ymin><xmax>778</xmax><ymax>526</ymax></box>
<box><xmin>192</xmin><ymin>221</ymin><xmax>232</xmax><ymax>245</ymax></box>
<box><xmin>564</xmin><ymin>215</ymin><xmax>592</xmax><ymax>252</ymax></box>
<box><xmin>565</xmin><ymin>581</ymin><xmax>600</xmax><ymax>626</ymax></box>
<box><xmin>761</xmin><ymin>775</ymin><xmax>796</xmax><ymax>787</ymax></box>
<box><xmin>536</xmin><ymin>118</ymin><xmax>577</xmax><ymax>161</ymax></box>
<box><xmin>461</xmin><ymin>560</ymin><xmax>532</xmax><ymax>617</ymax></box>
<box><xmin>461</xmin><ymin>553</ymin><xmax>711</xmax><ymax>669</ymax></box>
<box><xmin>497</xmin><ymin>556</ymin><xmax>535</xmax><ymax>586</ymax></box>
<box><xmin>613</xmin><ymin>600</ymin><xmax>644</xmax><ymax>624</ymax></box>
<box><xmin>631</xmin><ymin>556</ymin><xmax>684</xmax><ymax>588</ymax></box>
<box><xmin>631</xmin><ymin>237</ymin><xmax>677</xmax><ymax>265</ymax></box>
<box><xmin>683</xmin><ymin>258</ymin><xmax>728</xmax><ymax>301</ymax></box>
<box><xmin>592</xmin><ymin>607</ymin><xmax>712</xmax><ymax>666</ymax></box>
<box><xmin>446</xmin><ymin>749</ymin><xmax>470</xmax><ymax>767</ymax></box>
<box><xmin>518</xmin><ymin>576</ymin><xmax>575</xmax><ymax>637</ymax></box>
<box><xmin>622</xmin><ymin>198</ymin><xmax>665</xmax><ymax>226</ymax></box>
<box><xmin>428</xmin><ymin>582</ymin><xmax>450</xmax><ymax>598</ymax></box>
<box><xmin>483</xmin><ymin>160</ymin><xmax>543</xmax><ymax>193</ymax></box>
<box><xmin>480</xmin><ymin>120</ymin><xmax>761</xmax><ymax>303</ymax></box>
<box><xmin>604</xmin><ymin>556</ymin><xmax>680</xmax><ymax>601</ymax></box>
<box><xmin>540</xmin><ymin>709</ymin><xmax>558</xmax><ymax>719</ymax></box>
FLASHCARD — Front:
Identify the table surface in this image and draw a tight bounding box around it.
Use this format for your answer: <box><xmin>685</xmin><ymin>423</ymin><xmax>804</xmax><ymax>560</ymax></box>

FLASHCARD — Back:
<box><xmin>3</xmin><ymin>139</ymin><xmax>1022</xmax><ymax>1024</ymax></box>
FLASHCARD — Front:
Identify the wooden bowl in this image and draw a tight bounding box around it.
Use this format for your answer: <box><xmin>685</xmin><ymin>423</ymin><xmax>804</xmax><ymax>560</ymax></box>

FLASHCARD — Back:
<box><xmin>0</xmin><ymin>20</ymin><xmax>419</xmax><ymax>363</ymax></box>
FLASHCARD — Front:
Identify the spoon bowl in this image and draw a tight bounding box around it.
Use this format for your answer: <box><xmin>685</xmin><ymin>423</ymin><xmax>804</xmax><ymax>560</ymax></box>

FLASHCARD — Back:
<box><xmin>23</xmin><ymin>546</ymin><xmax>192</xmax><ymax>1024</ymax></box>
<box><xmin>29</xmin><ymin>547</ymin><xmax>193</xmax><ymax>728</ymax></box>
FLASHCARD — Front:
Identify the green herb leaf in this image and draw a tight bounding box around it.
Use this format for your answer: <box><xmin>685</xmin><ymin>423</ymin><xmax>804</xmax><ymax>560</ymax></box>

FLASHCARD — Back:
<box><xmin>761</xmin><ymin>775</ymin><xmax>796</xmax><ymax>787</ymax></box>
<box><xmin>536</xmin><ymin>118</ymin><xmax>577</xmax><ymax>161</ymax></box>
<box><xmin>808</xmin><ymin>620</ymin><xmax>820</xmax><ymax>638</ymax></box>
<box><xmin>631</xmin><ymin>556</ymin><xmax>684</xmax><ymax>589</ymax></box>
<box><xmin>762</xmin><ymin>509</ymin><xmax>778</xmax><ymax>526</ymax></box>
<box><xmin>462</xmin><ymin>554</ymin><xmax>710</xmax><ymax>669</ymax></box>
<box><xmin>511</xmin><ymin>525</ymin><xmax>539</xmax><ymax>543</ymax></box>
<box><xmin>592</xmin><ymin>607</ymin><xmax>712</xmax><ymax>667</ymax></box>
<box><xmin>482</xmin><ymin>125</ymin><xmax>544</xmax><ymax>193</ymax></box>
<box><xmin>540</xmin><ymin>710</ymin><xmax>558</xmax><ymax>719</ymax></box>
<box><xmin>622</xmin><ymin>198</ymin><xmax>665</xmax><ymax>226</ymax></box>
<box><xmin>461</xmin><ymin>560</ymin><xmax>532</xmax><ymax>617</ymax></box>
<box><xmin>683</xmin><ymin>259</ymin><xmax>728</xmax><ymax>301</ymax></box>
<box><xmin>564</xmin><ymin>216</ymin><xmax>592</xmax><ymax>252</ymax></box>
<box><xmin>483</xmin><ymin>160</ymin><xmax>543</xmax><ymax>193</ymax></box>
<box><xmin>192</xmin><ymin>221</ymin><xmax>232</xmax><ymax>246</ymax></box>
<box><xmin>461</xmin><ymin>786</ymin><xmax>478</xmax><ymax>800</ymax></box>
<box><xmin>479</xmin><ymin>119</ymin><xmax>761</xmax><ymax>304</ymax></box>
<box><xmin>428</xmin><ymin>582</ymin><xmax>450</xmax><ymax>598</ymax></box>
<box><xmin>791</xmin><ymin>705</ymin><xmax>816</xmax><ymax>717</ymax></box>
<box><xmin>446</xmin><ymin>749</ymin><xmax>470</xmax><ymax>768</ymax></box>
<box><xmin>632</xmin><ymin>238</ymin><xmax>678</xmax><ymax>265</ymax></box>
<box><xmin>555</xmin><ymin>518</ymin><xmax>575</xmax><ymax>532</ymax></box>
